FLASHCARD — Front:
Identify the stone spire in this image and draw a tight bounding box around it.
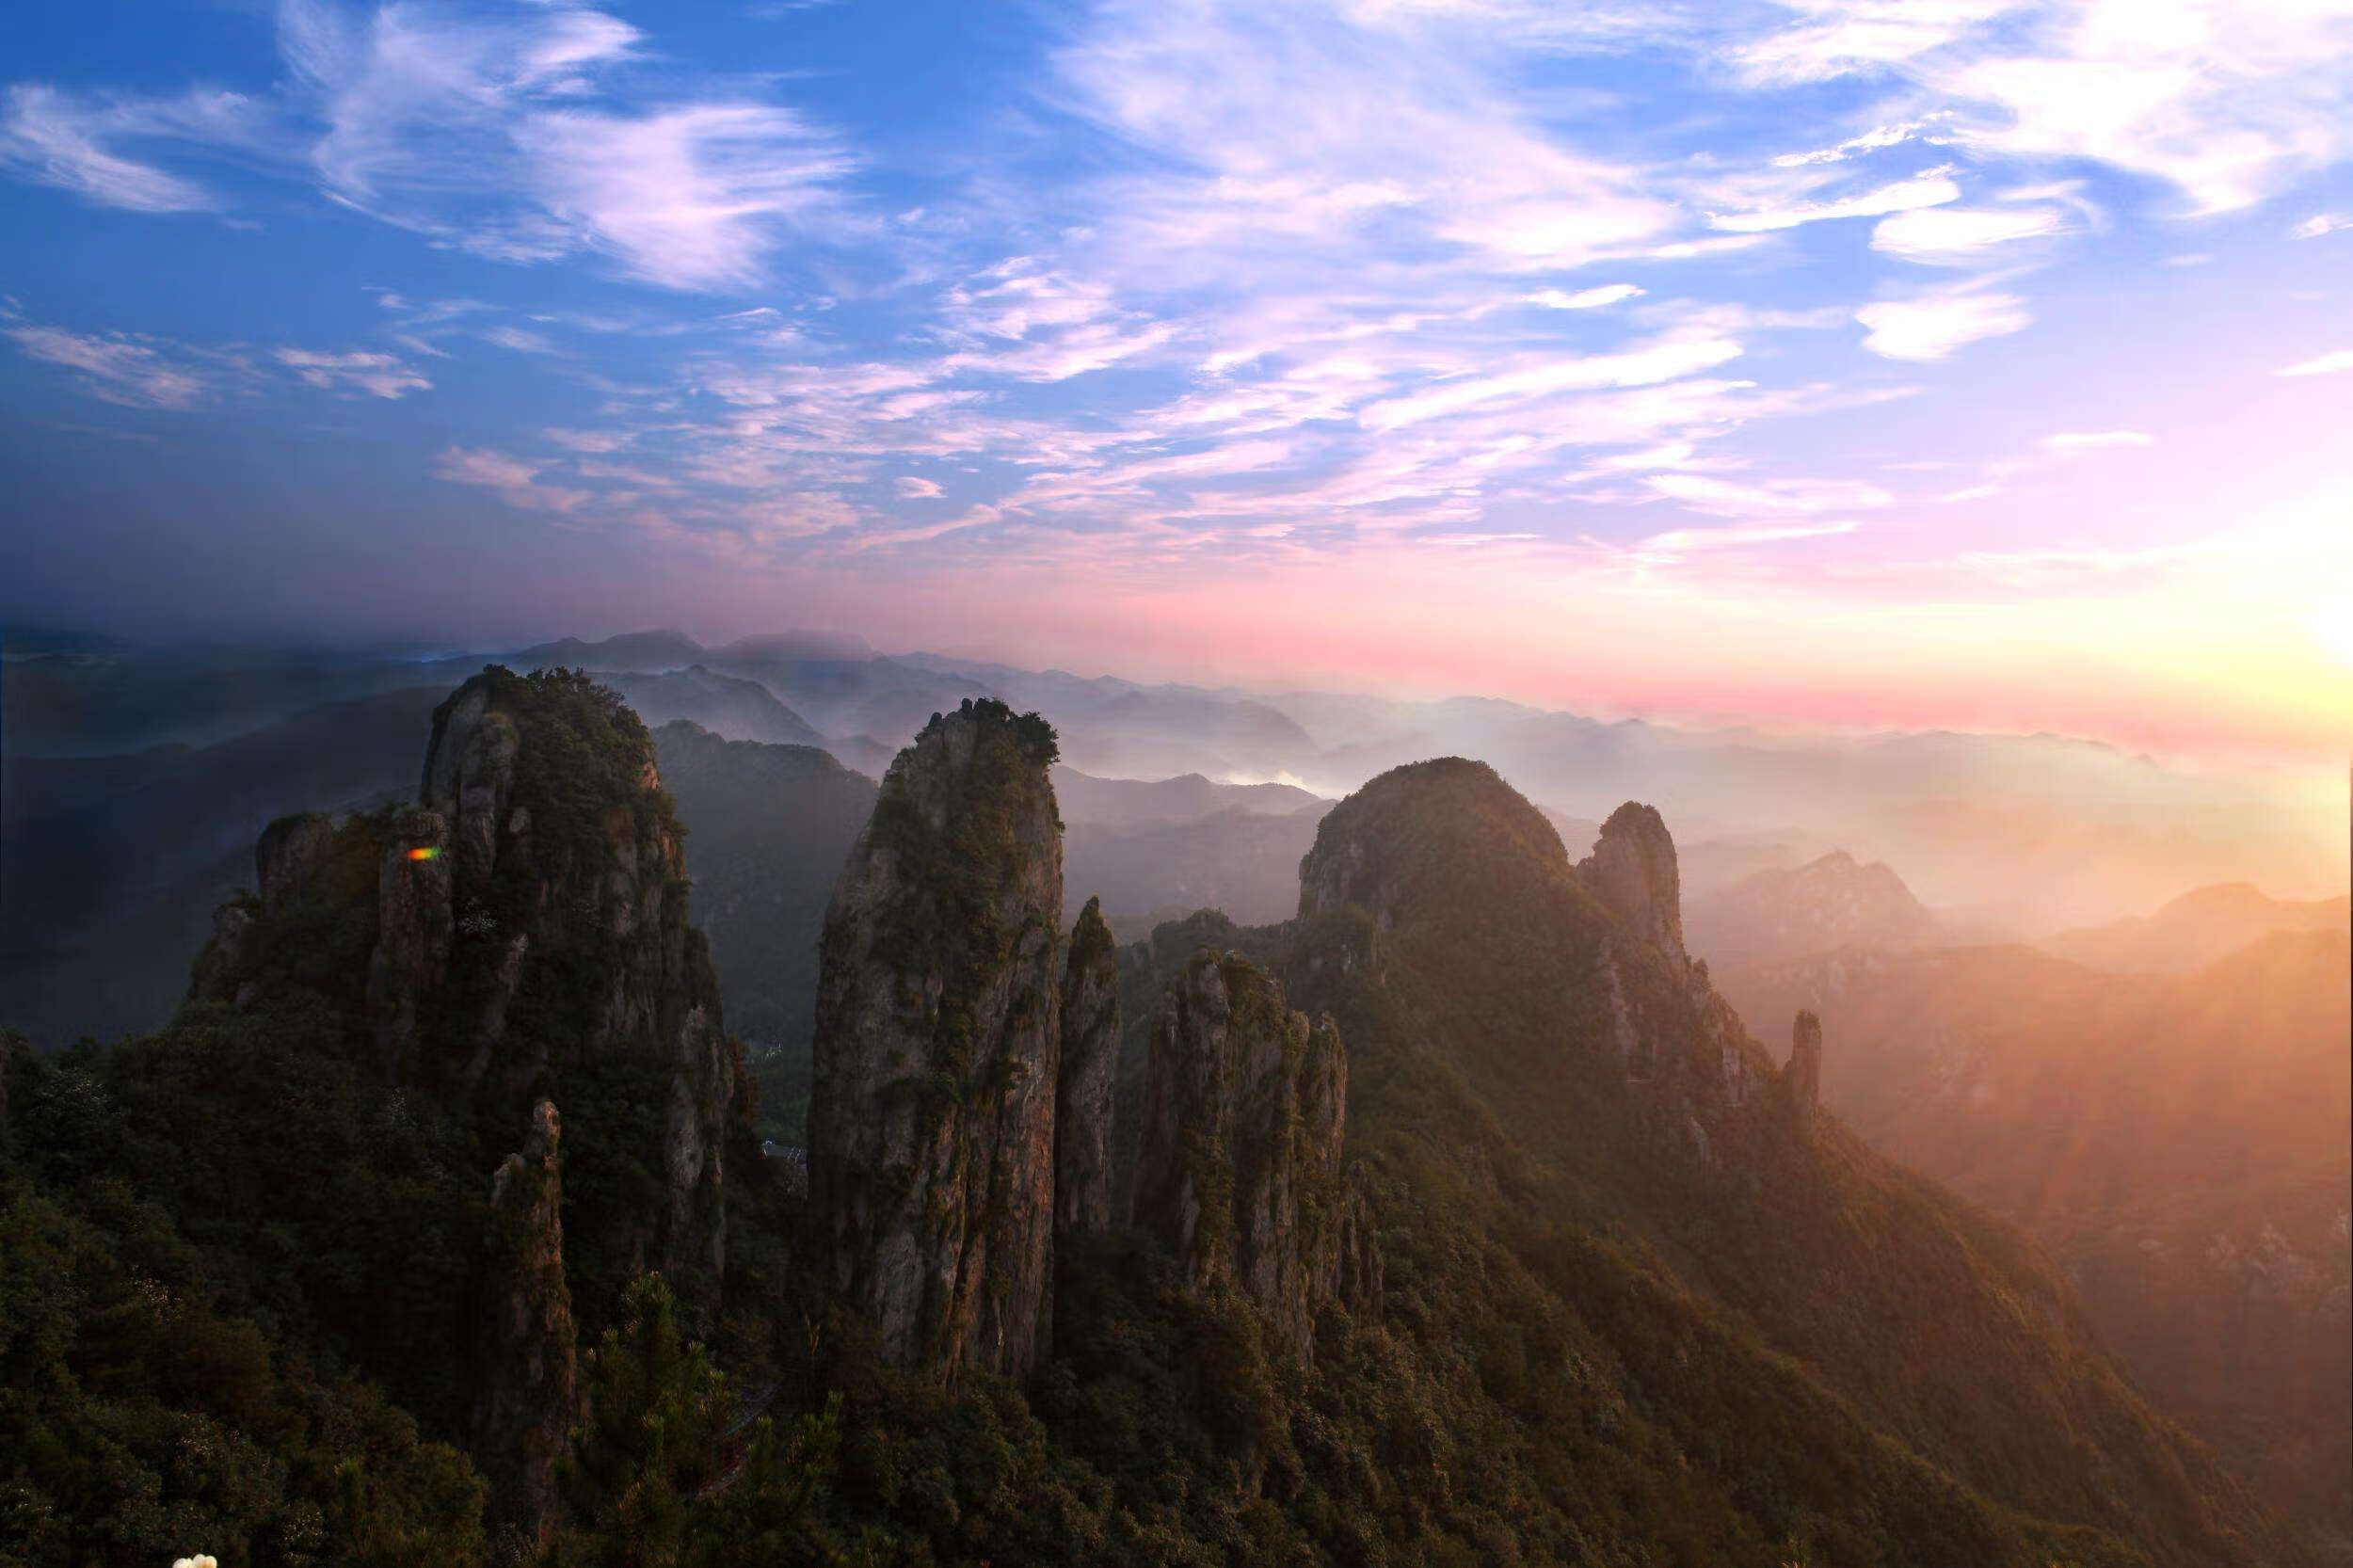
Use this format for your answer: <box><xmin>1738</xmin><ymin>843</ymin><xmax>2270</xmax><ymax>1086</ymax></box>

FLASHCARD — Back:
<box><xmin>1786</xmin><ymin>1009</ymin><xmax>1823</xmax><ymax>1129</ymax></box>
<box><xmin>474</xmin><ymin>1099</ymin><xmax>578</xmax><ymax>1540</ymax></box>
<box><xmin>1131</xmin><ymin>951</ymin><xmax>1353</xmax><ymax>1359</ymax></box>
<box><xmin>1055</xmin><ymin>896</ymin><xmax>1120</xmax><ymax>1242</ymax></box>
<box><xmin>1578</xmin><ymin>802</ymin><xmax>1684</xmax><ymax>961</ymax></box>
<box><xmin>805</xmin><ymin>698</ymin><xmax>1065</xmax><ymax>1382</ymax></box>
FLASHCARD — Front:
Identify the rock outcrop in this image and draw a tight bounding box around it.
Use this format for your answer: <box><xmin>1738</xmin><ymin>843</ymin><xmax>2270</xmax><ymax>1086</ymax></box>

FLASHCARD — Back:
<box><xmin>805</xmin><ymin>698</ymin><xmax>1065</xmax><ymax>1381</ymax></box>
<box><xmin>255</xmin><ymin>811</ymin><xmax>337</xmax><ymax>914</ymax></box>
<box><xmin>1785</xmin><ymin>1009</ymin><xmax>1822</xmax><ymax>1129</ymax></box>
<box><xmin>474</xmin><ymin>1099</ymin><xmax>577</xmax><ymax>1539</ymax></box>
<box><xmin>366</xmin><ymin>807</ymin><xmax>453</xmax><ymax>1076</ymax></box>
<box><xmin>363</xmin><ymin>667</ymin><xmax>732</xmax><ymax>1297</ymax></box>
<box><xmin>1131</xmin><ymin>951</ymin><xmax>1353</xmax><ymax>1358</ymax></box>
<box><xmin>1577</xmin><ymin>802</ymin><xmax>1684</xmax><ymax>961</ymax></box>
<box><xmin>1055</xmin><ymin>896</ymin><xmax>1120</xmax><ymax>1241</ymax></box>
<box><xmin>191</xmin><ymin>666</ymin><xmax>735</xmax><ymax>1310</ymax></box>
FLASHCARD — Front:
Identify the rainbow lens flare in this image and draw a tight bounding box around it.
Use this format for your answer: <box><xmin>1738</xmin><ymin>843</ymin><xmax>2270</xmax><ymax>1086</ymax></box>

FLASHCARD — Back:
<box><xmin>407</xmin><ymin>846</ymin><xmax>441</xmax><ymax>862</ymax></box>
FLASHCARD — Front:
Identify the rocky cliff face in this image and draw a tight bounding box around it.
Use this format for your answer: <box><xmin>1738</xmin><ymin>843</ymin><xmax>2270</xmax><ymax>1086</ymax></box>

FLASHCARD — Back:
<box><xmin>1056</xmin><ymin>896</ymin><xmax>1120</xmax><ymax>1241</ymax></box>
<box><xmin>474</xmin><ymin>1099</ymin><xmax>578</xmax><ymax>1539</ymax></box>
<box><xmin>368</xmin><ymin>667</ymin><xmax>733</xmax><ymax>1297</ymax></box>
<box><xmin>1785</xmin><ymin>1009</ymin><xmax>1822</xmax><ymax>1128</ymax></box>
<box><xmin>190</xmin><ymin>667</ymin><xmax>734</xmax><ymax>1310</ymax></box>
<box><xmin>1130</xmin><ymin>950</ymin><xmax>1355</xmax><ymax>1358</ymax></box>
<box><xmin>805</xmin><ymin>699</ymin><xmax>1065</xmax><ymax>1381</ymax></box>
<box><xmin>1577</xmin><ymin>802</ymin><xmax>1684</xmax><ymax>962</ymax></box>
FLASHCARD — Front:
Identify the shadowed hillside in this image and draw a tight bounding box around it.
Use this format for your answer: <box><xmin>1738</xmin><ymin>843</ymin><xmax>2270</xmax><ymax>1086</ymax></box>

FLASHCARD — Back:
<box><xmin>1721</xmin><ymin>931</ymin><xmax>2353</xmax><ymax>1542</ymax></box>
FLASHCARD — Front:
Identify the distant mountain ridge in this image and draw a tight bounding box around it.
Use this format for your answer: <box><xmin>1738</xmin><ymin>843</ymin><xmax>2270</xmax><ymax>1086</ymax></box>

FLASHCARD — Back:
<box><xmin>1717</xmin><ymin>928</ymin><xmax>2352</xmax><ymax>1536</ymax></box>
<box><xmin>1687</xmin><ymin>849</ymin><xmax>1942</xmax><ymax>971</ymax></box>
<box><xmin>2040</xmin><ymin>881</ymin><xmax>2350</xmax><ymax>973</ymax></box>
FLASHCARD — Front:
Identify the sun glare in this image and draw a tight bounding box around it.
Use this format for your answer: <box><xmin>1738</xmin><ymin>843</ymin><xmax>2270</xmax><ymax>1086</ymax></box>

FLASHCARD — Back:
<box><xmin>2312</xmin><ymin>598</ymin><xmax>2353</xmax><ymax>668</ymax></box>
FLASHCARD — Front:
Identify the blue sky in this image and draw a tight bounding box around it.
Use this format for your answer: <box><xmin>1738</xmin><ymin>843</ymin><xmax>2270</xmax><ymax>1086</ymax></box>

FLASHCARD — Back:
<box><xmin>2</xmin><ymin>0</ymin><xmax>2349</xmax><ymax>758</ymax></box>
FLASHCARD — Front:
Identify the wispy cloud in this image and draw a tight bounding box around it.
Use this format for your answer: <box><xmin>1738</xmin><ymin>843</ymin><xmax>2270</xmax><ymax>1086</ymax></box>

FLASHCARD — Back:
<box><xmin>1856</xmin><ymin>288</ymin><xmax>2030</xmax><ymax>360</ymax></box>
<box><xmin>276</xmin><ymin>346</ymin><xmax>431</xmax><ymax>398</ymax></box>
<box><xmin>2040</xmin><ymin>429</ymin><xmax>2153</xmax><ymax>450</ymax></box>
<box><xmin>1640</xmin><ymin>518</ymin><xmax>1862</xmax><ymax>552</ymax></box>
<box><xmin>0</xmin><ymin>83</ymin><xmax>268</xmax><ymax>212</ymax></box>
<box><xmin>2278</xmin><ymin>348</ymin><xmax>2353</xmax><ymax>377</ymax></box>
<box><xmin>6</xmin><ymin>322</ymin><xmax>221</xmax><ymax>408</ymax></box>
<box><xmin>434</xmin><ymin>444</ymin><xmax>588</xmax><ymax>510</ymax></box>
<box><xmin>1871</xmin><ymin>203</ymin><xmax>2070</xmax><ymax>264</ymax></box>
<box><xmin>1712</xmin><ymin>169</ymin><xmax>1961</xmax><ymax>233</ymax></box>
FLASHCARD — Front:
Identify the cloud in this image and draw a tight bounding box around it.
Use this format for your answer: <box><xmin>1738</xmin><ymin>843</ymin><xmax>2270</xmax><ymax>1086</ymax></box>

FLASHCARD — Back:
<box><xmin>1729</xmin><ymin>0</ymin><xmax>2353</xmax><ymax>215</ymax></box>
<box><xmin>517</xmin><ymin>104</ymin><xmax>853</xmax><ymax>289</ymax></box>
<box><xmin>1855</xmin><ymin>289</ymin><xmax>2029</xmax><ymax>360</ymax></box>
<box><xmin>2040</xmin><ymin>429</ymin><xmax>2153</xmax><ymax>450</ymax></box>
<box><xmin>1360</xmin><ymin>334</ymin><xmax>1745</xmax><ymax>430</ymax></box>
<box><xmin>1640</xmin><ymin>518</ymin><xmax>1862</xmax><ymax>552</ymax></box>
<box><xmin>272</xmin><ymin>0</ymin><xmax>859</xmax><ymax>289</ymax></box>
<box><xmin>481</xmin><ymin>325</ymin><xmax>557</xmax><ymax>354</ymax></box>
<box><xmin>1523</xmin><ymin>283</ymin><xmax>1643</xmax><ymax>309</ymax></box>
<box><xmin>1710</xmin><ymin>169</ymin><xmax>1961</xmax><ymax>232</ymax></box>
<box><xmin>1871</xmin><ymin>204</ymin><xmax>2069</xmax><ymax>263</ymax></box>
<box><xmin>896</xmin><ymin>475</ymin><xmax>945</xmax><ymax>499</ymax></box>
<box><xmin>5</xmin><ymin>324</ymin><xmax>217</xmax><ymax>408</ymax></box>
<box><xmin>433</xmin><ymin>444</ymin><xmax>587</xmax><ymax>510</ymax></box>
<box><xmin>2293</xmin><ymin>213</ymin><xmax>2350</xmax><ymax>238</ymax></box>
<box><xmin>544</xmin><ymin>426</ymin><xmax>629</xmax><ymax>452</ymax></box>
<box><xmin>2278</xmin><ymin>349</ymin><xmax>2353</xmax><ymax>376</ymax></box>
<box><xmin>0</xmin><ymin>83</ymin><xmax>266</xmax><ymax>213</ymax></box>
<box><xmin>1725</xmin><ymin>1</ymin><xmax>2016</xmax><ymax>87</ymax></box>
<box><xmin>1644</xmin><ymin>472</ymin><xmax>1894</xmax><ymax>515</ymax></box>
<box><xmin>276</xmin><ymin>347</ymin><xmax>431</xmax><ymax>398</ymax></box>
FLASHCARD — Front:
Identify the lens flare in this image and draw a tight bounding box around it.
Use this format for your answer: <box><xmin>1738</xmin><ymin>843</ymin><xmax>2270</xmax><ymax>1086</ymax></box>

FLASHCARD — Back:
<box><xmin>407</xmin><ymin>846</ymin><xmax>441</xmax><ymax>862</ymax></box>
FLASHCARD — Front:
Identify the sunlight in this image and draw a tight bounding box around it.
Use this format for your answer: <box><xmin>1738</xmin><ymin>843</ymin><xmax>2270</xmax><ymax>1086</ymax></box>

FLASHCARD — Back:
<box><xmin>2312</xmin><ymin>597</ymin><xmax>2353</xmax><ymax>668</ymax></box>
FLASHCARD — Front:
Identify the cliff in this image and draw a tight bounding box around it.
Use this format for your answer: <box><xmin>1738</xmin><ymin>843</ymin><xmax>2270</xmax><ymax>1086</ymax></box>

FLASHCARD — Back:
<box><xmin>1129</xmin><ymin>949</ymin><xmax>1356</xmax><ymax>1358</ymax></box>
<box><xmin>474</xmin><ymin>1099</ymin><xmax>578</xmax><ymax>1538</ymax></box>
<box><xmin>1575</xmin><ymin>800</ymin><xmax>1686</xmax><ymax>962</ymax></box>
<box><xmin>187</xmin><ymin>666</ymin><xmax>735</xmax><ymax>1312</ymax></box>
<box><xmin>804</xmin><ymin>698</ymin><xmax>1065</xmax><ymax>1381</ymax></box>
<box><xmin>1055</xmin><ymin>896</ymin><xmax>1120</xmax><ymax>1241</ymax></box>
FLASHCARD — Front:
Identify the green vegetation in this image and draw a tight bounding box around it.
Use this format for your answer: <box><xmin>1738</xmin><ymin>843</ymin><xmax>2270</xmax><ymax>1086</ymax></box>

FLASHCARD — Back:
<box><xmin>0</xmin><ymin>696</ymin><xmax>2315</xmax><ymax>1568</ymax></box>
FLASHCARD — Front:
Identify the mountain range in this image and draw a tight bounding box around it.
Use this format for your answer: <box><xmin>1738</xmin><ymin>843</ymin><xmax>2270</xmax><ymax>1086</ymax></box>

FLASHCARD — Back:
<box><xmin>3</xmin><ymin>672</ymin><xmax>2317</xmax><ymax>1565</ymax></box>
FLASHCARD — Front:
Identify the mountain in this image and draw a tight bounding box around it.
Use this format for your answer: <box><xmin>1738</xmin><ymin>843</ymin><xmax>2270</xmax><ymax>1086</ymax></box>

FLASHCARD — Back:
<box><xmin>1052</xmin><ymin>766</ymin><xmax>1322</xmax><ymax>826</ymax></box>
<box><xmin>651</xmin><ymin>720</ymin><xmax>875</xmax><ymax>1056</ymax></box>
<box><xmin>593</xmin><ymin>664</ymin><xmax>829</xmax><ymax>748</ymax></box>
<box><xmin>699</xmin><ymin>651</ymin><xmax>990</xmax><ymax>741</ymax></box>
<box><xmin>1685</xmin><ymin>849</ymin><xmax>1942</xmax><ymax>971</ymax></box>
<box><xmin>1</xmin><ymin>665</ymin><xmax>763</xmax><ymax>1548</ymax></box>
<box><xmin>509</xmin><ymin>628</ymin><xmax>707</xmax><ymax>672</ymax></box>
<box><xmin>2041</xmin><ymin>882</ymin><xmax>2352</xmax><ymax>973</ymax></box>
<box><xmin>0</xmin><ymin>686</ymin><xmax>445</xmax><ymax>1046</ymax></box>
<box><xmin>804</xmin><ymin>697</ymin><xmax>1072</xmax><ymax>1380</ymax></box>
<box><xmin>711</xmin><ymin>629</ymin><xmax>873</xmax><ymax>664</ymax></box>
<box><xmin>1718</xmin><ymin>933</ymin><xmax>2353</xmax><ymax>1541</ymax></box>
<box><xmin>1065</xmin><ymin>804</ymin><xmax>1331</xmax><ymax>931</ymax></box>
<box><xmin>1</xmin><ymin>684</ymin><xmax>2313</xmax><ymax>1565</ymax></box>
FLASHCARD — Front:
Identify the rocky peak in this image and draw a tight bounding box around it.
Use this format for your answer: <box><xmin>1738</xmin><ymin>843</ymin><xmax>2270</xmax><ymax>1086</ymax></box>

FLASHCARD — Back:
<box><xmin>1130</xmin><ymin>950</ymin><xmax>1358</xmax><ymax>1359</ymax></box>
<box><xmin>1577</xmin><ymin>802</ymin><xmax>1684</xmax><ymax>961</ymax></box>
<box><xmin>174</xmin><ymin>666</ymin><xmax>737</xmax><ymax>1314</ymax></box>
<box><xmin>805</xmin><ymin>698</ymin><xmax>1065</xmax><ymax>1382</ymax></box>
<box><xmin>1298</xmin><ymin>757</ymin><xmax>1565</xmax><ymax>933</ymax></box>
<box><xmin>1056</xmin><ymin>896</ymin><xmax>1120</xmax><ymax>1242</ymax></box>
<box><xmin>255</xmin><ymin>811</ymin><xmax>337</xmax><ymax>914</ymax></box>
<box><xmin>1785</xmin><ymin>1009</ymin><xmax>1823</xmax><ymax>1128</ymax></box>
<box><xmin>474</xmin><ymin>1099</ymin><xmax>577</xmax><ymax>1539</ymax></box>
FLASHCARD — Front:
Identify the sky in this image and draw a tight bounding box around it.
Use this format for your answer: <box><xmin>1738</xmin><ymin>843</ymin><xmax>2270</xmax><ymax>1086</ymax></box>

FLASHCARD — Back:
<box><xmin>3</xmin><ymin>0</ymin><xmax>2351</xmax><ymax>764</ymax></box>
